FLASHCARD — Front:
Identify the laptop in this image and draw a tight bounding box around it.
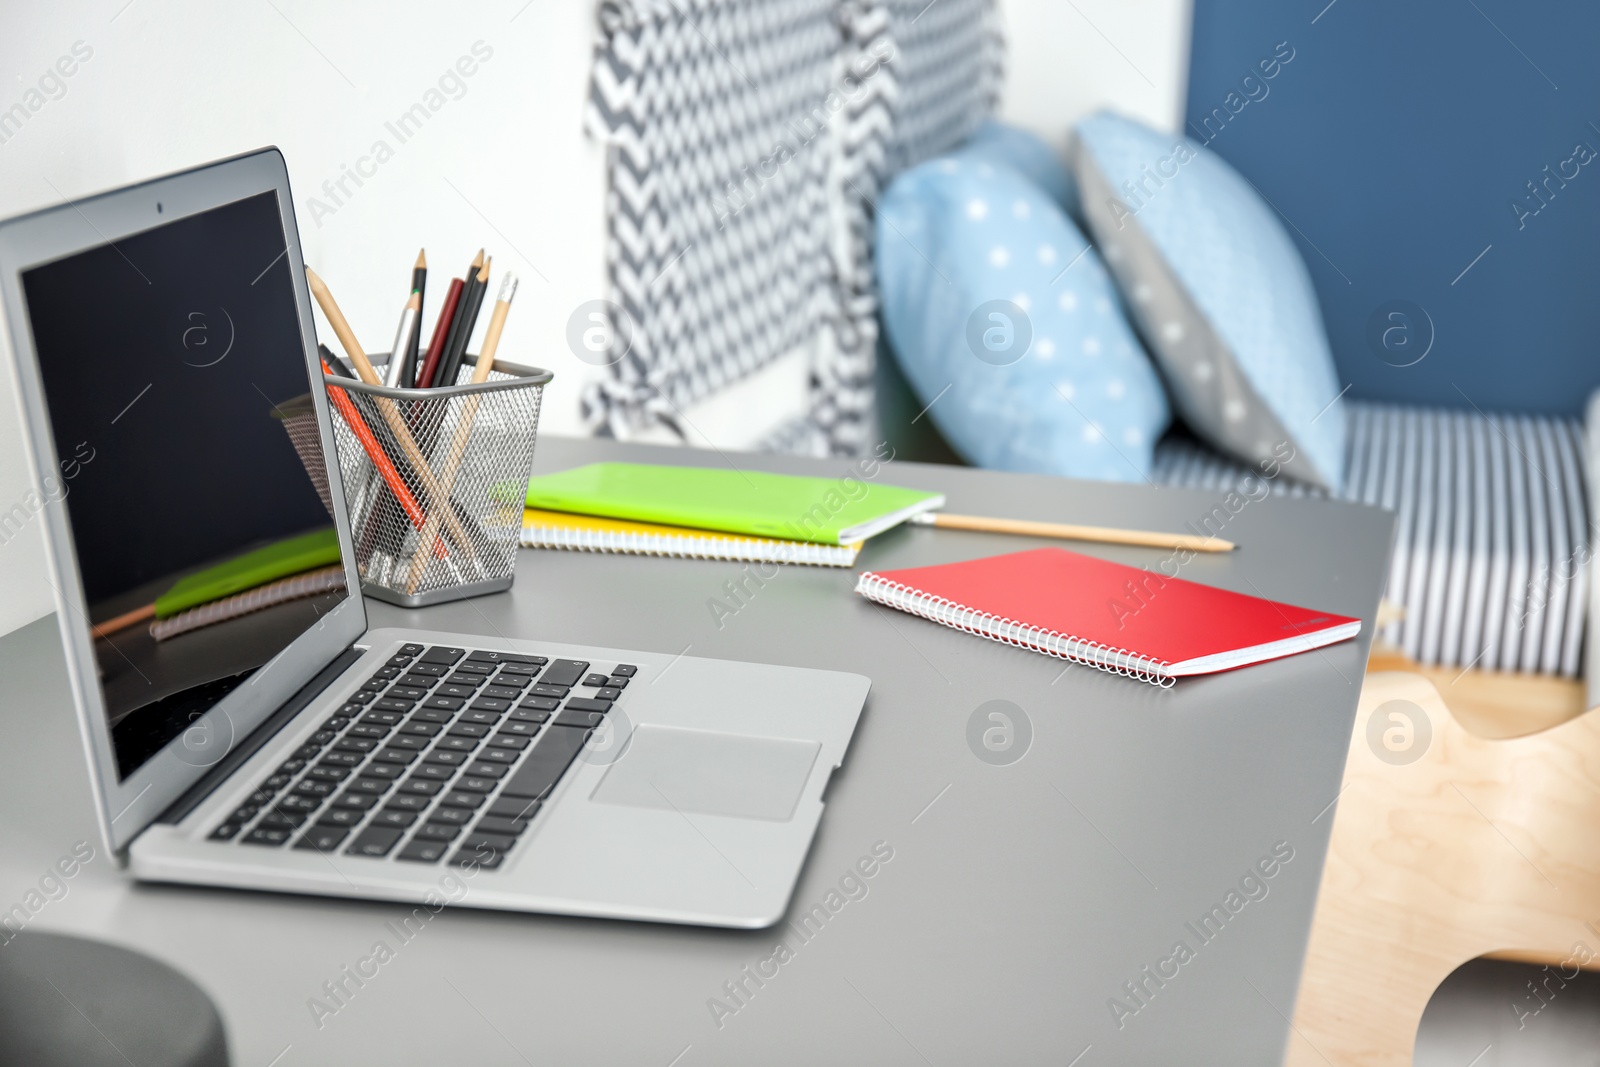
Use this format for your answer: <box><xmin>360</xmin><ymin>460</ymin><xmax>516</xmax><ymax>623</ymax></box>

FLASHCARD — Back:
<box><xmin>0</xmin><ymin>148</ymin><xmax>868</xmax><ymax>928</ymax></box>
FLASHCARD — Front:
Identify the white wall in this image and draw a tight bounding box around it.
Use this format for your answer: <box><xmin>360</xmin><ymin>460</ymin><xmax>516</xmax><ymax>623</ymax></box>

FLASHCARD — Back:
<box><xmin>997</xmin><ymin>0</ymin><xmax>1192</xmax><ymax>139</ymax></box>
<box><xmin>0</xmin><ymin>0</ymin><xmax>1194</xmax><ymax>638</ymax></box>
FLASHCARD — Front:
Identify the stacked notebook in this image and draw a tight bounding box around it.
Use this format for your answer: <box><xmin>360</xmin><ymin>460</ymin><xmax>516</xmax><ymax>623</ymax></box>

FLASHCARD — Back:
<box><xmin>856</xmin><ymin>547</ymin><xmax>1360</xmax><ymax>685</ymax></box>
<box><xmin>522</xmin><ymin>463</ymin><xmax>943</xmax><ymax>567</ymax></box>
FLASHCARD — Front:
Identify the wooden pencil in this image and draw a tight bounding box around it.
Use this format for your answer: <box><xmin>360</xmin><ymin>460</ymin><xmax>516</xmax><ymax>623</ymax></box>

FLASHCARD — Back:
<box><xmin>402</xmin><ymin>248</ymin><xmax>426</xmax><ymax>385</ymax></box>
<box><xmin>907</xmin><ymin>512</ymin><xmax>1236</xmax><ymax>552</ymax></box>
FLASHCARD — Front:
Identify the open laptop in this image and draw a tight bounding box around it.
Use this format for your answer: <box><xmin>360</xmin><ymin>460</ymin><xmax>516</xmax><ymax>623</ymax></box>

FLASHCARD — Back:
<box><xmin>0</xmin><ymin>148</ymin><xmax>868</xmax><ymax>928</ymax></box>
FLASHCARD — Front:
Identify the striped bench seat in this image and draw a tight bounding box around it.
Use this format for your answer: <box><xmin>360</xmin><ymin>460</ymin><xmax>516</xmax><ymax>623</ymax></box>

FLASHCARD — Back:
<box><xmin>1151</xmin><ymin>401</ymin><xmax>1591</xmax><ymax>679</ymax></box>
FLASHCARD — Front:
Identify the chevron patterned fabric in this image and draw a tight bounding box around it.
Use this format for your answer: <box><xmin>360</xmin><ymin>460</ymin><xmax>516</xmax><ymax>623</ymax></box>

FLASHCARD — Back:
<box><xmin>585</xmin><ymin>0</ymin><xmax>1003</xmax><ymax>455</ymax></box>
<box><xmin>1152</xmin><ymin>402</ymin><xmax>1592</xmax><ymax>678</ymax></box>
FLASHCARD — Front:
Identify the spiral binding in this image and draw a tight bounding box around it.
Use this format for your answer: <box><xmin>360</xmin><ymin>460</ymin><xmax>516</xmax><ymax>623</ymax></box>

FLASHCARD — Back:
<box><xmin>855</xmin><ymin>571</ymin><xmax>1177</xmax><ymax>688</ymax></box>
<box><xmin>519</xmin><ymin>524</ymin><xmax>857</xmax><ymax>566</ymax></box>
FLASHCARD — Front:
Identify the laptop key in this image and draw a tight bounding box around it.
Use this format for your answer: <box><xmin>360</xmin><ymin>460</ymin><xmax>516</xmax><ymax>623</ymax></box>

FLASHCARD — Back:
<box><xmin>362</xmin><ymin>710</ymin><xmax>403</xmax><ymax>725</ymax></box>
<box><xmin>400</xmin><ymin>722</ymin><xmax>441</xmax><ymax>737</ymax></box>
<box><xmin>488</xmin><ymin>797</ymin><xmax>541</xmax><ymax>821</ymax></box>
<box><xmin>259</xmin><ymin>810</ymin><xmax>308</xmax><ymax>829</ymax></box>
<box><xmin>369</xmin><ymin>667</ymin><xmax>402</xmax><ymax>684</ymax></box>
<box><xmin>293</xmin><ymin>780</ymin><xmax>335</xmax><ymax>797</ymax></box>
<box><xmin>509</xmin><ymin>708</ymin><xmax>551</xmax><ymax>724</ymax></box>
<box><xmin>413</xmin><ymin>763</ymin><xmax>457</xmax><ymax>781</ymax></box>
<box><xmin>387</xmin><ymin>686</ymin><xmax>427</xmax><ymax>701</ymax></box>
<box><xmin>413</xmin><ymin>709</ymin><xmax>454</xmax><ymax>724</ymax></box>
<box><xmin>400</xmin><ymin>643</ymin><xmax>425</xmax><ymax>656</ymax></box>
<box><xmin>581</xmin><ymin>673</ymin><xmax>611</xmax><ymax>688</ymax></box>
<box><xmin>428</xmin><ymin>807</ymin><xmax>473</xmax><ymax>826</ymax></box>
<box><xmin>446</xmin><ymin>673</ymin><xmax>486</xmax><ymax>688</ymax></box>
<box><xmin>473</xmin><ymin>816</ymin><xmax>528</xmax><ymax>837</ymax></box>
<box><xmin>264</xmin><ymin>773</ymin><xmax>293</xmax><ymax>789</ymax></box>
<box><xmin>439</xmin><ymin>791</ymin><xmax>485</xmax><ymax>809</ymax></box>
<box><xmin>497</xmin><ymin>719</ymin><xmax>540</xmax><ymax>737</ymax></box>
<box><xmin>541</xmin><ymin>660</ymin><xmax>590</xmax><ymax>687</ymax></box>
<box><xmin>423</xmin><ymin>750</ymin><xmax>468</xmax><ymax>766</ymax></box>
<box><xmin>555</xmin><ymin>709</ymin><xmax>606</xmax><ymax>729</ymax></box>
<box><xmin>243</xmin><ymin>827</ymin><xmax>292</xmax><ymax>846</ymax></box>
<box><xmin>501</xmin><ymin>726</ymin><xmax>590</xmax><ymax>800</ymax></box>
<box><xmin>397</xmin><ymin>673</ymin><xmax>440</xmax><ymax>689</ymax></box>
<box><xmin>518</xmin><ymin>696</ymin><xmax>559</xmax><ymax>712</ymax></box>
<box><xmin>464</xmin><ymin>762</ymin><xmax>508</xmax><ymax>779</ymax></box>
<box><xmin>387</xmin><ymin>735</ymin><xmax>430</xmax><ymax>751</ymax></box>
<box><xmin>348</xmin><ymin>777</ymin><xmax>394</xmax><ymax>795</ymax></box>
<box><xmin>362</xmin><ymin>762</ymin><xmax>404</xmax><ymax>780</ymax></box>
<box><xmin>408</xmin><ymin>663</ymin><xmax>449</xmax><ymax>677</ymax></box>
<box><xmin>373</xmin><ymin>810</ymin><xmax>417</xmax><ymax>828</ymax></box>
<box><xmin>481</xmin><ymin>686</ymin><xmax>520</xmax><ymax>701</ymax></box>
<box><xmin>461</xmin><ymin>709</ymin><xmax>502</xmax><ymax>725</ymax></box>
<box><xmin>450</xmin><ymin>847</ymin><xmax>503</xmax><ymax>870</ymax></box>
<box><xmin>467</xmin><ymin>650</ymin><xmax>543</xmax><ymax>666</ymax></box>
<box><xmin>455</xmin><ymin>775</ymin><xmax>498</xmax><ymax>793</ymax></box>
<box><xmin>419</xmin><ymin>646</ymin><xmax>466</xmax><ymax>665</ymax></box>
<box><xmin>294</xmin><ymin>744</ymin><xmax>323</xmax><ymax>760</ymax></box>
<box><xmin>399</xmin><ymin>778</ymin><xmax>444</xmax><ymax>796</ymax></box>
<box><xmin>461</xmin><ymin>833</ymin><xmax>516</xmax><ymax>854</ymax></box>
<box><xmin>209</xmin><ymin>822</ymin><xmax>243</xmax><ymax>841</ymax></box>
<box><xmin>565</xmin><ymin>697</ymin><xmax>613</xmax><ymax>714</ymax></box>
<box><xmin>276</xmin><ymin>758</ymin><xmax>308</xmax><ymax>774</ymax></box>
<box><xmin>306</xmin><ymin>765</ymin><xmax>352</xmax><ymax>782</ymax></box>
<box><xmin>228</xmin><ymin>804</ymin><xmax>260</xmax><ymax>823</ymax></box>
<box><xmin>605</xmin><ymin>676</ymin><xmax>630</xmax><ymax>689</ymax></box>
<box><xmin>424</xmin><ymin>696</ymin><xmax>464</xmax><ymax>711</ymax></box>
<box><xmin>415</xmin><ymin>823</ymin><xmax>463</xmax><ymax>841</ymax></box>
<box><xmin>595</xmin><ymin>688</ymin><xmax>622</xmax><ymax>701</ymax></box>
<box><xmin>488</xmin><ymin>735</ymin><xmax>529</xmax><ymax>751</ymax></box>
<box><xmin>448</xmin><ymin>722</ymin><xmax>490</xmax><ymax>738</ymax></box>
<box><xmin>385</xmin><ymin>794</ymin><xmax>431</xmax><ymax>812</ymax></box>
<box><xmin>437</xmin><ymin>683</ymin><xmax>477</xmax><ymax>699</ymax></box>
<box><xmin>320</xmin><ymin>751</ymin><xmax>363</xmax><ymax>767</ymax></box>
<box><xmin>493</xmin><ymin>673</ymin><xmax>533</xmax><ymax>689</ymax></box>
<box><xmin>530</xmin><ymin>685</ymin><xmax>569</xmax><ymax>699</ymax></box>
<box><xmin>468</xmin><ymin>698</ymin><xmax>509</xmax><ymax>713</ymax></box>
<box><xmin>436</xmin><ymin>736</ymin><xmax>479</xmax><ymax>753</ymax></box>
<box><xmin>373</xmin><ymin>747</ymin><xmax>419</xmax><ymax>764</ymax></box>
<box><xmin>397</xmin><ymin>840</ymin><xmax>448</xmax><ymax>864</ymax></box>
<box><xmin>387</xmin><ymin>653</ymin><xmax>414</xmax><ymax>667</ymax></box>
<box><xmin>475</xmin><ymin>747</ymin><xmax>518</xmax><ymax>764</ymax></box>
<box><xmin>333</xmin><ymin>793</ymin><xmax>378</xmax><ymax>810</ymax></box>
<box><xmin>335</xmin><ymin>737</ymin><xmax>378</xmax><ymax>753</ymax></box>
<box><xmin>294</xmin><ymin>826</ymin><xmax>350</xmax><ymax>852</ymax></box>
<box><xmin>348</xmin><ymin>724</ymin><xmax>389</xmax><ymax>739</ymax></box>
<box><xmin>375</xmin><ymin>698</ymin><xmax>416</xmax><ymax>713</ymax></box>
<box><xmin>346</xmin><ymin>826</ymin><xmax>404</xmax><ymax>857</ymax></box>
<box><xmin>318</xmin><ymin>808</ymin><xmax>364</xmax><ymax>827</ymax></box>
<box><xmin>612</xmin><ymin>664</ymin><xmax>638</xmax><ymax>677</ymax></box>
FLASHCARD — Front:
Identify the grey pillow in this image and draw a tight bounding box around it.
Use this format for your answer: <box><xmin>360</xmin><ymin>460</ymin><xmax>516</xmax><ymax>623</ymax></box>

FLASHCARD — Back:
<box><xmin>1073</xmin><ymin>111</ymin><xmax>1347</xmax><ymax>489</ymax></box>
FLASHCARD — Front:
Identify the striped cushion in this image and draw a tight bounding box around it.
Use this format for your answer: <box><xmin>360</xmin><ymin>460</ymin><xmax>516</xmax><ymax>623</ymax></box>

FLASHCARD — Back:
<box><xmin>1151</xmin><ymin>401</ymin><xmax>1590</xmax><ymax>677</ymax></box>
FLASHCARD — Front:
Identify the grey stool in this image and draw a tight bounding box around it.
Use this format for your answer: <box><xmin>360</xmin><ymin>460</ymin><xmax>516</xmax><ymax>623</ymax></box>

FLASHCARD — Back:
<box><xmin>0</xmin><ymin>930</ymin><xmax>229</xmax><ymax>1067</ymax></box>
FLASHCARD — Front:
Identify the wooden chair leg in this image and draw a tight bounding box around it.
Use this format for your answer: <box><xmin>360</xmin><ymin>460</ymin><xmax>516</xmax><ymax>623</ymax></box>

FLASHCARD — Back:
<box><xmin>1288</xmin><ymin>672</ymin><xmax>1600</xmax><ymax>1066</ymax></box>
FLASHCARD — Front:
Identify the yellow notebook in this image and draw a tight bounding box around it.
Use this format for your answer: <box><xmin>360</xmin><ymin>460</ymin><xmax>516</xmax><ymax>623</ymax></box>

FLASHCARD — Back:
<box><xmin>520</xmin><ymin>509</ymin><xmax>862</xmax><ymax>567</ymax></box>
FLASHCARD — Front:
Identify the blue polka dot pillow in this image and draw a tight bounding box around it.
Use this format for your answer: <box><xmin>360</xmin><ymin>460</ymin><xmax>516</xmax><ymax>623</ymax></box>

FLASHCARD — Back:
<box><xmin>957</xmin><ymin>120</ymin><xmax>1080</xmax><ymax>223</ymax></box>
<box><xmin>1074</xmin><ymin>111</ymin><xmax>1346</xmax><ymax>489</ymax></box>
<box><xmin>877</xmin><ymin>156</ymin><xmax>1170</xmax><ymax>481</ymax></box>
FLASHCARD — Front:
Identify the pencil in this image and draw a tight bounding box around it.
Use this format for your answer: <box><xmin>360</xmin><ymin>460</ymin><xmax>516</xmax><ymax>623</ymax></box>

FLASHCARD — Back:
<box><xmin>402</xmin><ymin>249</ymin><xmax>426</xmax><ymax>385</ymax></box>
<box><xmin>382</xmin><ymin>291</ymin><xmax>421</xmax><ymax>387</ymax></box>
<box><xmin>437</xmin><ymin>255</ymin><xmax>489</xmax><ymax>389</ymax></box>
<box><xmin>906</xmin><ymin>512</ymin><xmax>1236</xmax><ymax>552</ymax></box>
<box><xmin>405</xmin><ymin>272</ymin><xmax>518</xmax><ymax>593</ymax></box>
<box><xmin>319</xmin><ymin>356</ymin><xmax>432</xmax><ymax>535</ymax></box>
<box><xmin>318</xmin><ymin>343</ymin><xmax>355</xmax><ymax>379</ymax></box>
<box><xmin>415</xmin><ymin>277</ymin><xmax>464</xmax><ymax>390</ymax></box>
<box><xmin>305</xmin><ymin>267</ymin><xmax>476</xmax><ymax>559</ymax></box>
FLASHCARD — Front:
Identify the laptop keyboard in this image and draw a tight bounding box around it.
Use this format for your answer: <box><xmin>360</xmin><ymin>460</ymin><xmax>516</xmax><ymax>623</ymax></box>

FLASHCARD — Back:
<box><xmin>205</xmin><ymin>644</ymin><xmax>637</xmax><ymax>868</ymax></box>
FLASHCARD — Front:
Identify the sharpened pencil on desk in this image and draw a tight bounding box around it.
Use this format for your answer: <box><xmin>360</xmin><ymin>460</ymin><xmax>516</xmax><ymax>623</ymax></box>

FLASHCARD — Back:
<box><xmin>906</xmin><ymin>511</ymin><xmax>1235</xmax><ymax>552</ymax></box>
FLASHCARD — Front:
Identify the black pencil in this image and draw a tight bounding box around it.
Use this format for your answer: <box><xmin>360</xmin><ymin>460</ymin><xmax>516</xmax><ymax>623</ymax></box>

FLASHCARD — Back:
<box><xmin>432</xmin><ymin>249</ymin><xmax>483</xmax><ymax>388</ymax></box>
<box><xmin>437</xmin><ymin>255</ymin><xmax>489</xmax><ymax>389</ymax></box>
<box><xmin>402</xmin><ymin>249</ymin><xmax>426</xmax><ymax>386</ymax></box>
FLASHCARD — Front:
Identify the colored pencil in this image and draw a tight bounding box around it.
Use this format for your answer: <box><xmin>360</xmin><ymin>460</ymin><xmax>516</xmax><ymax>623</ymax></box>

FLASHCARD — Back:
<box><xmin>405</xmin><ymin>272</ymin><xmax>518</xmax><ymax>593</ymax></box>
<box><xmin>437</xmin><ymin>253</ymin><xmax>488</xmax><ymax>389</ymax></box>
<box><xmin>415</xmin><ymin>277</ymin><xmax>464</xmax><ymax>389</ymax></box>
<box><xmin>305</xmin><ymin>267</ymin><xmax>475</xmax><ymax>559</ymax></box>
<box><xmin>402</xmin><ymin>249</ymin><xmax>426</xmax><ymax>385</ymax></box>
<box><xmin>383</xmin><ymin>291</ymin><xmax>421</xmax><ymax>387</ymax></box>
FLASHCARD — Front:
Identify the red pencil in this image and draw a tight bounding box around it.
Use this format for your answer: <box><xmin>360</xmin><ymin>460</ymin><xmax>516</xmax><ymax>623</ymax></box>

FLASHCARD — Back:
<box><xmin>320</xmin><ymin>357</ymin><xmax>445</xmax><ymax>557</ymax></box>
<box><xmin>415</xmin><ymin>277</ymin><xmax>464</xmax><ymax>388</ymax></box>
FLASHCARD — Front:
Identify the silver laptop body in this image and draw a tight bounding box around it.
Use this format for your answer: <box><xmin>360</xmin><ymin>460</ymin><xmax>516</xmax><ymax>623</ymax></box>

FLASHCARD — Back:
<box><xmin>0</xmin><ymin>148</ymin><xmax>867</xmax><ymax>928</ymax></box>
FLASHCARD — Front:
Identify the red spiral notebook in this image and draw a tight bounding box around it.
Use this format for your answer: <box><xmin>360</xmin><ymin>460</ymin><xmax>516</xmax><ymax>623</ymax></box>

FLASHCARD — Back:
<box><xmin>855</xmin><ymin>547</ymin><xmax>1361</xmax><ymax>686</ymax></box>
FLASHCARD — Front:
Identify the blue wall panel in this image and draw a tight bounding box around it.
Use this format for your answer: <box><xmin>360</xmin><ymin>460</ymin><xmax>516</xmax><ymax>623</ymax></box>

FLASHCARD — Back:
<box><xmin>1184</xmin><ymin>0</ymin><xmax>1600</xmax><ymax>415</ymax></box>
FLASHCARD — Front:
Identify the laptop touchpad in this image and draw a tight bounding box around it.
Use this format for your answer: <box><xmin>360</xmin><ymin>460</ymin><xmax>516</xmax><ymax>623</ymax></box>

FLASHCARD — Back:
<box><xmin>590</xmin><ymin>725</ymin><xmax>820</xmax><ymax>821</ymax></box>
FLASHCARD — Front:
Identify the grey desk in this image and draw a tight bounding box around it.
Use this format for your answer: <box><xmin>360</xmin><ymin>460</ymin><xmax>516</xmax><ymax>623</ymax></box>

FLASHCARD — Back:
<box><xmin>0</xmin><ymin>436</ymin><xmax>1393</xmax><ymax>1066</ymax></box>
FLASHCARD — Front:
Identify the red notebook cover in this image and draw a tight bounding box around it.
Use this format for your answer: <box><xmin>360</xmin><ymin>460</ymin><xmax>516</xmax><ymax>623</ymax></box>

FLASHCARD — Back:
<box><xmin>856</xmin><ymin>547</ymin><xmax>1361</xmax><ymax>685</ymax></box>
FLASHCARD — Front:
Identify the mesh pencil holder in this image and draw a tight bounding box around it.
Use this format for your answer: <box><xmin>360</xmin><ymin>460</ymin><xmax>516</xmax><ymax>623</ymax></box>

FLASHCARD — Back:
<box><xmin>321</xmin><ymin>354</ymin><xmax>552</xmax><ymax>607</ymax></box>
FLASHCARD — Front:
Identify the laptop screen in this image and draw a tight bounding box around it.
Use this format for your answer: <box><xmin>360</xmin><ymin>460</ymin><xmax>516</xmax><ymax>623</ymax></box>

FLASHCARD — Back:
<box><xmin>21</xmin><ymin>190</ymin><xmax>348</xmax><ymax>781</ymax></box>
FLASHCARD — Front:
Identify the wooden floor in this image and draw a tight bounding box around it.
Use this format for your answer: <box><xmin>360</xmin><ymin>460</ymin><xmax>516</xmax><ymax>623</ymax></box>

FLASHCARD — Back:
<box><xmin>1287</xmin><ymin>648</ymin><xmax>1599</xmax><ymax>1065</ymax></box>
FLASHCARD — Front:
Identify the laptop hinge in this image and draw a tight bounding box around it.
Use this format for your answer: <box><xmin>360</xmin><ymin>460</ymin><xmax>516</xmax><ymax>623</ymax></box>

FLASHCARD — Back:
<box><xmin>153</xmin><ymin>645</ymin><xmax>364</xmax><ymax>825</ymax></box>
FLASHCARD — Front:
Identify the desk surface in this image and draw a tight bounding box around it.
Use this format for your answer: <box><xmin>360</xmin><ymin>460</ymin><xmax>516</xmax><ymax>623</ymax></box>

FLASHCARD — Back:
<box><xmin>0</xmin><ymin>435</ymin><xmax>1394</xmax><ymax>1066</ymax></box>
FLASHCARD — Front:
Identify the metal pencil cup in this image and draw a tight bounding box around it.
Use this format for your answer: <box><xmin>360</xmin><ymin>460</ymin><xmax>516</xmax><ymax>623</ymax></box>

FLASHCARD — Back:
<box><xmin>324</xmin><ymin>354</ymin><xmax>552</xmax><ymax>607</ymax></box>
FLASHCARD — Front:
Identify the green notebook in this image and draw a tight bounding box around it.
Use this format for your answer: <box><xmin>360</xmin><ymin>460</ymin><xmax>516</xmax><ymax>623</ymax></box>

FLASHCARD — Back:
<box><xmin>154</xmin><ymin>527</ymin><xmax>342</xmax><ymax>619</ymax></box>
<box><xmin>524</xmin><ymin>463</ymin><xmax>944</xmax><ymax>546</ymax></box>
